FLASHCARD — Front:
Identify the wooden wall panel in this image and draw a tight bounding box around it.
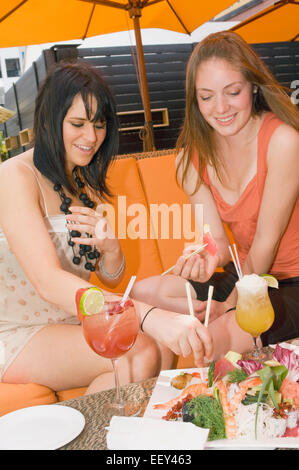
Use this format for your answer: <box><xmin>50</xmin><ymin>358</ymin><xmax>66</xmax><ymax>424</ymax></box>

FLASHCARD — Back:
<box><xmin>3</xmin><ymin>41</ymin><xmax>298</xmax><ymax>157</ymax></box>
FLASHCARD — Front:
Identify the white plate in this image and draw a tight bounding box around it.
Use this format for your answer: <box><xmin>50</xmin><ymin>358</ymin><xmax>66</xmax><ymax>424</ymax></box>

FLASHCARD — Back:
<box><xmin>0</xmin><ymin>404</ymin><xmax>85</xmax><ymax>450</ymax></box>
<box><xmin>144</xmin><ymin>368</ymin><xmax>299</xmax><ymax>450</ymax></box>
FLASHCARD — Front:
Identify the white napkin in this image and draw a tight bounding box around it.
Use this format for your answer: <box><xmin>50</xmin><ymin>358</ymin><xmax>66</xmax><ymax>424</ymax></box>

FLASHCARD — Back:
<box><xmin>106</xmin><ymin>416</ymin><xmax>209</xmax><ymax>450</ymax></box>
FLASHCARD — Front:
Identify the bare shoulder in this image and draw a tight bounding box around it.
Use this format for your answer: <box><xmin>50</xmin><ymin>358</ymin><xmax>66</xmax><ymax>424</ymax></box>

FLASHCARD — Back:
<box><xmin>0</xmin><ymin>149</ymin><xmax>34</xmax><ymax>175</ymax></box>
<box><xmin>268</xmin><ymin>122</ymin><xmax>299</xmax><ymax>167</ymax></box>
<box><xmin>0</xmin><ymin>150</ymin><xmax>39</xmax><ymax>197</ymax></box>
<box><xmin>269</xmin><ymin>122</ymin><xmax>299</xmax><ymax>151</ymax></box>
<box><xmin>175</xmin><ymin>149</ymin><xmax>198</xmax><ymax>195</ymax></box>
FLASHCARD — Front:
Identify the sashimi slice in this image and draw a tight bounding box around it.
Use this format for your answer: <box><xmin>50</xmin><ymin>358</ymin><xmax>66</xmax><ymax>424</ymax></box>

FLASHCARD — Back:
<box><xmin>213</xmin><ymin>357</ymin><xmax>236</xmax><ymax>381</ymax></box>
<box><xmin>203</xmin><ymin>224</ymin><xmax>217</xmax><ymax>256</ymax></box>
<box><xmin>280</xmin><ymin>378</ymin><xmax>299</xmax><ymax>407</ymax></box>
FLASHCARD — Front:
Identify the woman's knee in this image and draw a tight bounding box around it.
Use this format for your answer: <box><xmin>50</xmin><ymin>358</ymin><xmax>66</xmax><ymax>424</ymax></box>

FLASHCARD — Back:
<box><xmin>129</xmin><ymin>334</ymin><xmax>162</xmax><ymax>382</ymax></box>
<box><xmin>158</xmin><ymin>343</ymin><xmax>175</xmax><ymax>370</ymax></box>
<box><xmin>131</xmin><ymin>275</ymin><xmax>183</xmax><ymax>303</ymax></box>
<box><xmin>131</xmin><ymin>277</ymin><xmax>159</xmax><ymax>304</ymax></box>
<box><xmin>130</xmin><ymin>280</ymin><xmax>146</xmax><ymax>300</ymax></box>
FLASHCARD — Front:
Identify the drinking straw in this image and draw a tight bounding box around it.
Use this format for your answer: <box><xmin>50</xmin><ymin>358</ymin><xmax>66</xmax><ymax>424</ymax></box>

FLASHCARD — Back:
<box><xmin>204</xmin><ymin>285</ymin><xmax>214</xmax><ymax>328</ymax></box>
<box><xmin>185</xmin><ymin>282</ymin><xmax>195</xmax><ymax>316</ymax></box>
<box><xmin>233</xmin><ymin>243</ymin><xmax>243</xmax><ymax>279</ymax></box>
<box><xmin>120</xmin><ymin>275</ymin><xmax>136</xmax><ymax>306</ymax></box>
<box><xmin>161</xmin><ymin>243</ymin><xmax>208</xmax><ymax>276</ymax></box>
<box><xmin>228</xmin><ymin>245</ymin><xmax>242</xmax><ymax>280</ymax></box>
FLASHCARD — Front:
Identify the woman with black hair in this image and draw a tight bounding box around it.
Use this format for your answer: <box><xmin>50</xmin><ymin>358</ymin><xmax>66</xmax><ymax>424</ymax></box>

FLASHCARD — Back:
<box><xmin>0</xmin><ymin>62</ymin><xmax>212</xmax><ymax>394</ymax></box>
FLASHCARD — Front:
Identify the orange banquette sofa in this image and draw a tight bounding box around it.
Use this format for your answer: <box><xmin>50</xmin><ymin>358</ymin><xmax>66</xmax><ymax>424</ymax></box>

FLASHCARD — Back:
<box><xmin>0</xmin><ymin>149</ymin><xmax>232</xmax><ymax>417</ymax></box>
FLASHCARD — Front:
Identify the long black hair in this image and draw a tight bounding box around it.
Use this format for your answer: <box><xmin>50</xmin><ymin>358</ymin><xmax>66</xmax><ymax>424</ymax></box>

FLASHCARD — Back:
<box><xmin>33</xmin><ymin>60</ymin><xmax>119</xmax><ymax>199</ymax></box>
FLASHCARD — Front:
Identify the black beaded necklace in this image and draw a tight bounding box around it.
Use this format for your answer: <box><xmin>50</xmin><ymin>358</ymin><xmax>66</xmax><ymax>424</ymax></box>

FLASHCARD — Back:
<box><xmin>53</xmin><ymin>167</ymin><xmax>100</xmax><ymax>272</ymax></box>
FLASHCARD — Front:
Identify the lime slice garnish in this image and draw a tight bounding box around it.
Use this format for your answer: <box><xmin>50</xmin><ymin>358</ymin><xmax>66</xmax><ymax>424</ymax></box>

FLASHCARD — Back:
<box><xmin>79</xmin><ymin>287</ymin><xmax>105</xmax><ymax>316</ymax></box>
<box><xmin>260</xmin><ymin>274</ymin><xmax>279</xmax><ymax>289</ymax></box>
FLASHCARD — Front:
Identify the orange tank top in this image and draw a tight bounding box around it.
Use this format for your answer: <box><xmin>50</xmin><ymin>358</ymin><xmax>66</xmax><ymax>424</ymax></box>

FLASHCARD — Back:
<box><xmin>192</xmin><ymin>112</ymin><xmax>299</xmax><ymax>280</ymax></box>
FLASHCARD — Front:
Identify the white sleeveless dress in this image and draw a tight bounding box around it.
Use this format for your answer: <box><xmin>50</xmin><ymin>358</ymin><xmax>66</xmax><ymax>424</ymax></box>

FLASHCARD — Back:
<box><xmin>0</xmin><ymin>162</ymin><xmax>90</xmax><ymax>380</ymax></box>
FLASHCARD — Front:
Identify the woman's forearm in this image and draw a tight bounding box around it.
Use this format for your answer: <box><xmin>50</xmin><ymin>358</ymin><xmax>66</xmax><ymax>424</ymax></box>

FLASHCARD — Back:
<box><xmin>35</xmin><ymin>268</ymin><xmax>95</xmax><ymax>316</ymax></box>
<box><xmin>242</xmin><ymin>239</ymin><xmax>279</xmax><ymax>276</ymax></box>
<box><xmin>134</xmin><ymin>298</ymin><xmax>214</xmax><ymax>365</ymax></box>
<box><xmin>95</xmin><ymin>247</ymin><xmax>125</xmax><ymax>288</ymax></box>
<box><xmin>214</xmin><ymin>237</ymin><xmax>231</xmax><ymax>267</ymax></box>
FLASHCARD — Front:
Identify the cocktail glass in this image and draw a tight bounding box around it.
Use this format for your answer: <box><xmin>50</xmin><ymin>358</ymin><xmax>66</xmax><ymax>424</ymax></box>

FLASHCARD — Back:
<box><xmin>80</xmin><ymin>292</ymin><xmax>141</xmax><ymax>416</ymax></box>
<box><xmin>235</xmin><ymin>274</ymin><xmax>275</xmax><ymax>360</ymax></box>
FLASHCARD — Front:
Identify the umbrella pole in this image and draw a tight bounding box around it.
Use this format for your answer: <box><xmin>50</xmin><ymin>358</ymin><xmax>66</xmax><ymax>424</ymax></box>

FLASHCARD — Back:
<box><xmin>131</xmin><ymin>14</ymin><xmax>156</xmax><ymax>152</ymax></box>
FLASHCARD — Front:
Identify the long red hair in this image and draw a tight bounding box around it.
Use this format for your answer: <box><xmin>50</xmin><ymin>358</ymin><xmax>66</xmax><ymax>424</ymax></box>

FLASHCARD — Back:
<box><xmin>176</xmin><ymin>31</ymin><xmax>299</xmax><ymax>192</ymax></box>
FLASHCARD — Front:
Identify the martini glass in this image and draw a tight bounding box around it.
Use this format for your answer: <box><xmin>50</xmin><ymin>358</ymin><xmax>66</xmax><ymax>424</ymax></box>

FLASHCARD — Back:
<box><xmin>80</xmin><ymin>293</ymin><xmax>141</xmax><ymax>416</ymax></box>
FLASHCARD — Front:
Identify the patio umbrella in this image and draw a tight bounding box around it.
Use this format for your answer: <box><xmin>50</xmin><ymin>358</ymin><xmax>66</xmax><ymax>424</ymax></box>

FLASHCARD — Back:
<box><xmin>0</xmin><ymin>0</ymin><xmax>234</xmax><ymax>150</ymax></box>
<box><xmin>231</xmin><ymin>0</ymin><xmax>299</xmax><ymax>43</ymax></box>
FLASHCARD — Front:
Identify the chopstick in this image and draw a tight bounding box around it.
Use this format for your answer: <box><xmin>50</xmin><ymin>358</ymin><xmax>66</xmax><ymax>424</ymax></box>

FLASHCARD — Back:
<box><xmin>185</xmin><ymin>282</ymin><xmax>195</xmax><ymax>317</ymax></box>
<box><xmin>185</xmin><ymin>282</ymin><xmax>214</xmax><ymax>383</ymax></box>
<box><xmin>185</xmin><ymin>281</ymin><xmax>204</xmax><ymax>382</ymax></box>
<box><xmin>200</xmin><ymin>285</ymin><xmax>214</xmax><ymax>383</ymax></box>
<box><xmin>161</xmin><ymin>243</ymin><xmax>208</xmax><ymax>276</ymax></box>
<box><xmin>204</xmin><ymin>285</ymin><xmax>214</xmax><ymax>328</ymax></box>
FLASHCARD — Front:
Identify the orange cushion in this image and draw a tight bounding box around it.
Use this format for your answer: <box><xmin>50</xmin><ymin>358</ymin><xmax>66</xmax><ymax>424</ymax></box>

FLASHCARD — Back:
<box><xmin>137</xmin><ymin>154</ymin><xmax>235</xmax><ymax>274</ymax></box>
<box><xmin>0</xmin><ymin>383</ymin><xmax>57</xmax><ymax>417</ymax></box>
<box><xmin>90</xmin><ymin>157</ymin><xmax>163</xmax><ymax>290</ymax></box>
<box><xmin>56</xmin><ymin>387</ymin><xmax>87</xmax><ymax>402</ymax></box>
<box><xmin>137</xmin><ymin>154</ymin><xmax>197</xmax><ymax>271</ymax></box>
<box><xmin>176</xmin><ymin>354</ymin><xmax>196</xmax><ymax>369</ymax></box>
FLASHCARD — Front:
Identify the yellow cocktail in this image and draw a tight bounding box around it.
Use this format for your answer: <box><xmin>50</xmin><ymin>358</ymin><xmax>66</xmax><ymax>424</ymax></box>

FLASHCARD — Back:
<box><xmin>235</xmin><ymin>274</ymin><xmax>275</xmax><ymax>357</ymax></box>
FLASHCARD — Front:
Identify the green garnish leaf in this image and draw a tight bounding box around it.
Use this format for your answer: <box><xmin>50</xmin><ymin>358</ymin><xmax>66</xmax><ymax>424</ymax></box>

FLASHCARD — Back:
<box><xmin>184</xmin><ymin>395</ymin><xmax>226</xmax><ymax>441</ymax></box>
<box><xmin>257</xmin><ymin>365</ymin><xmax>273</xmax><ymax>384</ymax></box>
<box><xmin>268</xmin><ymin>380</ymin><xmax>278</xmax><ymax>409</ymax></box>
<box><xmin>208</xmin><ymin>361</ymin><xmax>215</xmax><ymax>387</ymax></box>
<box><xmin>227</xmin><ymin>368</ymin><xmax>248</xmax><ymax>384</ymax></box>
<box><xmin>242</xmin><ymin>392</ymin><xmax>267</xmax><ymax>406</ymax></box>
<box><xmin>258</xmin><ymin>364</ymin><xmax>288</xmax><ymax>392</ymax></box>
<box><xmin>271</xmin><ymin>365</ymin><xmax>288</xmax><ymax>390</ymax></box>
<box><xmin>213</xmin><ymin>386</ymin><xmax>220</xmax><ymax>404</ymax></box>
<box><xmin>255</xmin><ymin>367</ymin><xmax>272</xmax><ymax>439</ymax></box>
<box><xmin>255</xmin><ymin>364</ymin><xmax>288</xmax><ymax>439</ymax></box>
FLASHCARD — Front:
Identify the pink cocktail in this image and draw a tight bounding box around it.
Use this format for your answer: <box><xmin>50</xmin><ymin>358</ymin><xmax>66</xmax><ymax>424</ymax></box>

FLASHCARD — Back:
<box><xmin>82</xmin><ymin>299</ymin><xmax>139</xmax><ymax>359</ymax></box>
<box><xmin>79</xmin><ymin>292</ymin><xmax>140</xmax><ymax>416</ymax></box>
